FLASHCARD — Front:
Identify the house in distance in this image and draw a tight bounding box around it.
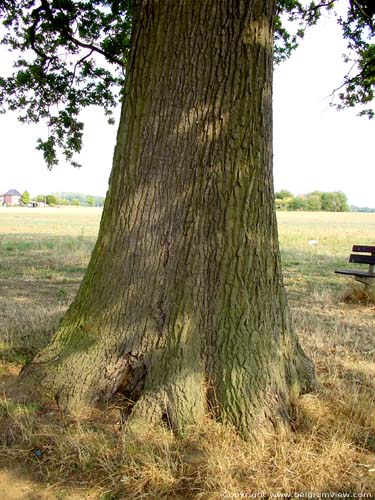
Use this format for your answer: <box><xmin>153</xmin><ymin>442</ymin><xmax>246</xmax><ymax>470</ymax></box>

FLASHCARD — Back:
<box><xmin>2</xmin><ymin>189</ymin><xmax>22</xmax><ymax>206</ymax></box>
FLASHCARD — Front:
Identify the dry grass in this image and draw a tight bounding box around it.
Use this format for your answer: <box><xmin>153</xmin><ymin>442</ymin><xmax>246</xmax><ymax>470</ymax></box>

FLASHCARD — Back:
<box><xmin>340</xmin><ymin>283</ymin><xmax>375</xmax><ymax>306</ymax></box>
<box><xmin>0</xmin><ymin>208</ymin><xmax>375</xmax><ymax>499</ymax></box>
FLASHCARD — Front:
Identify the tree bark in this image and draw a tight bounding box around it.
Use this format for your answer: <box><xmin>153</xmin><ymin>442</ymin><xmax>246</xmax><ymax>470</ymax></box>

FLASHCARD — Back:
<box><xmin>21</xmin><ymin>0</ymin><xmax>315</xmax><ymax>437</ymax></box>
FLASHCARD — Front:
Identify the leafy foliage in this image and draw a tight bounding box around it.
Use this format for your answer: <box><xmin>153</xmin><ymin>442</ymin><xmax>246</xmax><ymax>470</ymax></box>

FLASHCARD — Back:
<box><xmin>274</xmin><ymin>0</ymin><xmax>335</xmax><ymax>63</ymax></box>
<box><xmin>21</xmin><ymin>190</ymin><xmax>30</xmax><ymax>204</ymax></box>
<box><xmin>0</xmin><ymin>0</ymin><xmax>132</xmax><ymax>168</ymax></box>
<box><xmin>0</xmin><ymin>1</ymin><xmax>374</xmax><ymax>167</ymax></box>
<box><xmin>87</xmin><ymin>196</ymin><xmax>95</xmax><ymax>206</ymax></box>
<box><xmin>46</xmin><ymin>194</ymin><xmax>57</xmax><ymax>205</ymax></box>
<box><xmin>51</xmin><ymin>191</ymin><xmax>105</xmax><ymax>206</ymax></box>
<box><xmin>335</xmin><ymin>0</ymin><xmax>375</xmax><ymax>117</ymax></box>
<box><xmin>275</xmin><ymin>190</ymin><xmax>349</xmax><ymax>211</ymax></box>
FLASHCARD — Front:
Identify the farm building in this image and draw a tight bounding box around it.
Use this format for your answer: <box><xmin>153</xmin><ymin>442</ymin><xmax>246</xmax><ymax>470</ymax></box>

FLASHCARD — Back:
<box><xmin>3</xmin><ymin>189</ymin><xmax>22</xmax><ymax>206</ymax></box>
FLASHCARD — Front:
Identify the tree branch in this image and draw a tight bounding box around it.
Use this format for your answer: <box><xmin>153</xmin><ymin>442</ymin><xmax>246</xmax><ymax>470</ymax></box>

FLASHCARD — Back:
<box><xmin>35</xmin><ymin>0</ymin><xmax>124</xmax><ymax>67</ymax></box>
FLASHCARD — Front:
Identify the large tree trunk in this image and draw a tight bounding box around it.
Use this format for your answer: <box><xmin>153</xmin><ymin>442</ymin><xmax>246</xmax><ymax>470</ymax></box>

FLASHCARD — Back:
<box><xmin>21</xmin><ymin>0</ymin><xmax>315</xmax><ymax>436</ymax></box>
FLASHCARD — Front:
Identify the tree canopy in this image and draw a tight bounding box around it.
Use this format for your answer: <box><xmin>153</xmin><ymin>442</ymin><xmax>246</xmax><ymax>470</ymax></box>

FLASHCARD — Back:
<box><xmin>0</xmin><ymin>0</ymin><xmax>374</xmax><ymax>167</ymax></box>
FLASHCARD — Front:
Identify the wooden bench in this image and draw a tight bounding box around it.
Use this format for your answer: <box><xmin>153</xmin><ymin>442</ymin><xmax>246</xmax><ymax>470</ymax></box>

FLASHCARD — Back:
<box><xmin>335</xmin><ymin>245</ymin><xmax>375</xmax><ymax>288</ymax></box>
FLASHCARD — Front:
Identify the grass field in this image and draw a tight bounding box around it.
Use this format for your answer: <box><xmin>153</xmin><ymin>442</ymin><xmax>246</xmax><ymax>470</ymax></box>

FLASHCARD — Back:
<box><xmin>0</xmin><ymin>207</ymin><xmax>374</xmax><ymax>499</ymax></box>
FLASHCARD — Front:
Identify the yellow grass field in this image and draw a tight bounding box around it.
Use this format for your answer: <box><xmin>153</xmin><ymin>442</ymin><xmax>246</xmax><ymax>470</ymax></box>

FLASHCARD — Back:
<box><xmin>0</xmin><ymin>206</ymin><xmax>102</xmax><ymax>236</ymax></box>
<box><xmin>0</xmin><ymin>207</ymin><xmax>374</xmax><ymax>499</ymax></box>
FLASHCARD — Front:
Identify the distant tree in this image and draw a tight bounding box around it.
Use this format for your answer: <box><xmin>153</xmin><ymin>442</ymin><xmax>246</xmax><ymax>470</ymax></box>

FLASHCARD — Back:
<box><xmin>275</xmin><ymin>198</ymin><xmax>285</xmax><ymax>210</ymax></box>
<box><xmin>335</xmin><ymin>191</ymin><xmax>349</xmax><ymax>212</ymax></box>
<box><xmin>56</xmin><ymin>197</ymin><xmax>68</xmax><ymax>206</ymax></box>
<box><xmin>321</xmin><ymin>192</ymin><xmax>335</xmax><ymax>211</ymax></box>
<box><xmin>275</xmin><ymin>196</ymin><xmax>295</xmax><ymax>210</ymax></box>
<box><xmin>36</xmin><ymin>194</ymin><xmax>46</xmax><ymax>203</ymax></box>
<box><xmin>87</xmin><ymin>196</ymin><xmax>95</xmax><ymax>207</ymax></box>
<box><xmin>305</xmin><ymin>192</ymin><xmax>322</xmax><ymax>211</ymax></box>
<box><xmin>321</xmin><ymin>191</ymin><xmax>349</xmax><ymax>212</ymax></box>
<box><xmin>46</xmin><ymin>194</ymin><xmax>57</xmax><ymax>206</ymax></box>
<box><xmin>21</xmin><ymin>190</ymin><xmax>30</xmax><ymax>205</ymax></box>
<box><xmin>289</xmin><ymin>196</ymin><xmax>307</xmax><ymax>211</ymax></box>
<box><xmin>71</xmin><ymin>198</ymin><xmax>80</xmax><ymax>206</ymax></box>
<box><xmin>274</xmin><ymin>190</ymin><xmax>296</xmax><ymax>211</ymax></box>
<box><xmin>275</xmin><ymin>189</ymin><xmax>294</xmax><ymax>200</ymax></box>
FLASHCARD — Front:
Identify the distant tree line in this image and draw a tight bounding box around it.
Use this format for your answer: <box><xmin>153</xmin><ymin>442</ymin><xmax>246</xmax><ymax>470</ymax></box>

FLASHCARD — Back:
<box><xmin>34</xmin><ymin>192</ymin><xmax>105</xmax><ymax>207</ymax></box>
<box><xmin>274</xmin><ymin>190</ymin><xmax>349</xmax><ymax>212</ymax></box>
<box><xmin>349</xmin><ymin>206</ymin><xmax>375</xmax><ymax>213</ymax></box>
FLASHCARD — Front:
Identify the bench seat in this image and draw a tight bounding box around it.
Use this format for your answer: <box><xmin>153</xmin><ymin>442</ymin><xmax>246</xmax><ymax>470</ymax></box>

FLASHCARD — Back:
<box><xmin>335</xmin><ymin>269</ymin><xmax>375</xmax><ymax>278</ymax></box>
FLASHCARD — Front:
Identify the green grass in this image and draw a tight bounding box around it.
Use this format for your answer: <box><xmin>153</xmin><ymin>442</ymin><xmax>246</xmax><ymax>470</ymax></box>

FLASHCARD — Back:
<box><xmin>278</xmin><ymin>211</ymin><xmax>375</xmax><ymax>292</ymax></box>
<box><xmin>0</xmin><ymin>209</ymin><xmax>99</xmax><ymax>280</ymax></box>
<box><xmin>0</xmin><ymin>207</ymin><xmax>101</xmax><ymax>365</ymax></box>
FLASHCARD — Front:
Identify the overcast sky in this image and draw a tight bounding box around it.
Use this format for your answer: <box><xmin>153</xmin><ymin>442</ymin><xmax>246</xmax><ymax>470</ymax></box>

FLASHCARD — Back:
<box><xmin>273</xmin><ymin>5</ymin><xmax>375</xmax><ymax>207</ymax></box>
<box><xmin>1</xmin><ymin>3</ymin><xmax>374</xmax><ymax>207</ymax></box>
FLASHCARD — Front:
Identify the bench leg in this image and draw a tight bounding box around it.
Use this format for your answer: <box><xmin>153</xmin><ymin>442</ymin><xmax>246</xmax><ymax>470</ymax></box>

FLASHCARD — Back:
<box><xmin>354</xmin><ymin>276</ymin><xmax>375</xmax><ymax>290</ymax></box>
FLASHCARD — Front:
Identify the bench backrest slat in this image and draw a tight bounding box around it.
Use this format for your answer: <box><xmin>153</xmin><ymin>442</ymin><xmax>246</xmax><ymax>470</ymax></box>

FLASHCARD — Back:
<box><xmin>352</xmin><ymin>245</ymin><xmax>375</xmax><ymax>254</ymax></box>
<box><xmin>349</xmin><ymin>254</ymin><xmax>375</xmax><ymax>265</ymax></box>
